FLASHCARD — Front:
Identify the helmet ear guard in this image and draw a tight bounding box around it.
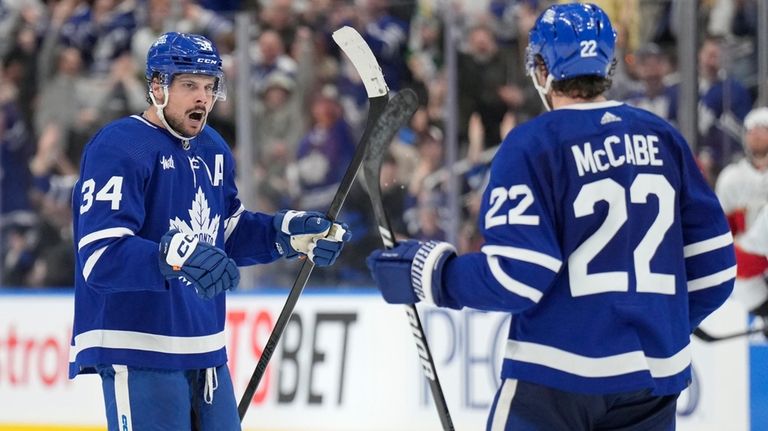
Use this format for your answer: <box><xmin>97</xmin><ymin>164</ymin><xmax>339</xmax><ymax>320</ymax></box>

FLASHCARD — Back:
<box><xmin>528</xmin><ymin>56</ymin><xmax>554</xmax><ymax>111</ymax></box>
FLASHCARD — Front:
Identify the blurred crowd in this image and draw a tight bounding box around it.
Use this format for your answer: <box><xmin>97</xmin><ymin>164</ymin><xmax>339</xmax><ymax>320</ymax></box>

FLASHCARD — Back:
<box><xmin>0</xmin><ymin>0</ymin><xmax>765</xmax><ymax>288</ymax></box>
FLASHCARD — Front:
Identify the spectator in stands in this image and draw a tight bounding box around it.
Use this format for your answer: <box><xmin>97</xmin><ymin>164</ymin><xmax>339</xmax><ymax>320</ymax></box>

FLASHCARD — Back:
<box><xmin>2</xmin><ymin>223</ymin><xmax>35</xmax><ymax>285</ymax></box>
<box><xmin>404</xmin><ymin>128</ymin><xmax>446</xmax><ymax>239</ymax></box>
<box><xmin>458</xmin><ymin>24</ymin><xmax>515</xmax><ymax>150</ymax></box>
<box><xmin>289</xmin><ymin>87</ymin><xmax>355</xmax><ymax>284</ymax></box>
<box><xmin>1</xmin><ymin>101</ymin><xmax>74</xmax><ymax>288</ymax></box>
<box><xmin>30</xmin><ymin>46</ymin><xmax>88</xmax><ymax>180</ymax></box>
<box><xmin>0</xmin><ymin>102</ymin><xmax>34</xmax><ymax>218</ymax></box>
<box><xmin>625</xmin><ymin>43</ymin><xmax>676</xmax><ymax>119</ymax></box>
<box><xmin>258</xmin><ymin>0</ymin><xmax>299</xmax><ymax>51</ymax></box>
<box><xmin>366</xmin><ymin>0</ymin><xmax>411</xmax><ymax>90</ymax></box>
<box><xmin>176</xmin><ymin>0</ymin><xmax>234</xmax><ymax>44</ymax></box>
<box><xmin>408</xmin><ymin>14</ymin><xmax>442</xmax><ymax>92</ymax></box>
<box><xmin>57</xmin><ymin>0</ymin><xmax>137</xmax><ymax>75</ymax></box>
<box><xmin>339</xmin><ymin>0</ymin><xmax>410</xmax><ymax>92</ymax></box>
<box><xmin>14</xmin><ymin>30</ymin><xmax>40</xmax><ymax>122</ymax></box>
<box><xmin>251</xmin><ymin>29</ymin><xmax>297</xmax><ymax>96</ymax></box>
<box><xmin>90</xmin><ymin>53</ymin><xmax>147</xmax><ymax>125</ymax></box>
<box><xmin>131</xmin><ymin>0</ymin><xmax>173</xmax><ymax>69</ymax></box>
<box><xmin>26</xmin><ymin>175</ymin><xmax>75</xmax><ymax>287</ymax></box>
<box><xmin>486</xmin><ymin>0</ymin><xmax>545</xmax><ymax>126</ymax></box>
<box><xmin>292</xmin><ymin>86</ymin><xmax>355</xmax><ymax>212</ymax></box>
<box><xmin>252</xmin><ymin>72</ymin><xmax>305</xmax><ymax>211</ymax></box>
<box><xmin>412</xmin><ymin>198</ymin><xmax>446</xmax><ymax>241</ymax></box>
<box><xmin>197</xmin><ymin>0</ymin><xmax>242</xmax><ymax>15</ymax></box>
<box><xmin>669</xmin><ymin>35</ymin><xmax>753</xmax><ymax>182</ymax></box>
<box><xmin>705</xmin><ymin>0</ymin><xmax>758</xmax><ymax>98</ymax></box>
<box><xmin>0</xmin><ymin>0</ymin><xmax>44</xmax><ymax>59</ymax></box>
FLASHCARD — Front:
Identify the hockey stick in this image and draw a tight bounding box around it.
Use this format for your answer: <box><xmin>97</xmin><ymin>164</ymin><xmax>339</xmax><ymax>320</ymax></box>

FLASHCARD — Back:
<box><xmin>362</xmin><ymin>88</ymin><xmax>455</xmax><ymax>431</ymax></box>
<box><xmin>693</xmin><ymin>324</ymin><xmax>766</xmax><ymax>343</ymax></box>
<box><xmin>238</xmin><ymin>26</ymin><xmax>389</xmax><ymax>421</ymax></box>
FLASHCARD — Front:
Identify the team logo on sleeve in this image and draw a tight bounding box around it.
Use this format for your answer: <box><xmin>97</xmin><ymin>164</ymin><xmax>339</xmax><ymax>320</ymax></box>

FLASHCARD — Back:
<box><xmin>169</xmin><ymin>187</ymin><xmax>220</xmax><ymax>245</ymax></box>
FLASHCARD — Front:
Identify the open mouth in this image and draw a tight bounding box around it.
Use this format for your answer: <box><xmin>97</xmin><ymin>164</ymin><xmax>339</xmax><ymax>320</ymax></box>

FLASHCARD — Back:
<box><xmin>189</xmin><ymin>111</ymin><xmax>205</xmax><ymax>121</ymax></box>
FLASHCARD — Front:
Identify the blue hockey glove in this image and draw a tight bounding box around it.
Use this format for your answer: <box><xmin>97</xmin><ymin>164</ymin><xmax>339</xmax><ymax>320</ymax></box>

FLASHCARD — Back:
<box><xmin>158</xmin><ymin>230</ymin><xmax>240</xmax><ymax>299</ymax></box>
<box><xmin>366</xmin><ymin>240</ymin><xmax>456</xmax><ymax>306</ymax></box>
<box><xmin>273</xmin><ymin>210</ymin><xmax>352</xmax><ymax>267</ymax></box>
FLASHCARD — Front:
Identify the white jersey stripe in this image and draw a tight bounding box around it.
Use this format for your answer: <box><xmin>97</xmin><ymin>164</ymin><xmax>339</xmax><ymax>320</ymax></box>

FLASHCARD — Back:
<box><xmin>482</xmin><ymin>245</ymin><xmax>562</xmax><ymax>272</ymax></box>
<box><xmin>487</xmin><ymin>256</ymin><xmax>543</xmax><ymax>303</ymax></box>
<box><xmin>78</xmin><ymin>227</ymin><xmax>134</xmax><ymax>250</ymax></box>
<box><xmin>69</xmin><ymin>329</ymin><xmax>226</xmax><ymax>362</ymax></box>
<box><xmin>113</xmin><ymin>365</ymin><xmax>133</xmax><ymax>431</ymax></box>
<box><xmin>687</xmin><ymin>265</ymin><xmax>737</xmax><ymax>292</ymax></box>
<box><xmin>683</xmin><ymin>232</ymin><xmax>733</xmax><ymax>258</ymax></box>
<box><xmin>412</xmin><ymin>242</ymin><xmax>455</xmax><ymax>305</ymax></box>
<box><xmin>83</xmin><ymin>246</ymin><xmax>108</xmax><ymax>281</ymax></box>
<box><xmin>131</xmin><ymin>114</ymin><xmax>157</xmax><ymax>129</ymax></box>
<box><xmin>505</xmin><ymin>340</ymin><xmax>690</xmax><ymax>378</ymax></box>
<box><xmin>555</xmin><ymin>100</ymin><xmax>623</xmax><ymax>111</ymax></box>
<box><xmin>490</xmin><ymin>378</ymin><xmax>518</xmax><ymax>431</ymax></box>
<box><xmin>280</xmin><ymin>210</ymin><xmax>305</xmax><ymax>234</ymax></box>
<box><xmin>224</xmin><ymin>204</ymin><xmax>245</xmax><ymax>242</ymax></box>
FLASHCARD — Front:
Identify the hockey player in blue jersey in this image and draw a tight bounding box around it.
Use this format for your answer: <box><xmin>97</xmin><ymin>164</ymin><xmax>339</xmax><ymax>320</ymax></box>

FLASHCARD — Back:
<box><xmin>367</xmin><ymin>4</ymin><xmax>736</xmax><ymax>431</ymax></box>
<box><xmin>69</xmin><ymin>32</ymin><xmax>352</xmax><ymax>431</ymax></box>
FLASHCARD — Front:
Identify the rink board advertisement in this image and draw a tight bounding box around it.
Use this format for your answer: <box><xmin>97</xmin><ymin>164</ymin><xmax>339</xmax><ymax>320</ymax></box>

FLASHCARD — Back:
<box><xmin>0</xmin><ymin>289</ymin><xmax>754</xmax><ymax>431</ymax></box>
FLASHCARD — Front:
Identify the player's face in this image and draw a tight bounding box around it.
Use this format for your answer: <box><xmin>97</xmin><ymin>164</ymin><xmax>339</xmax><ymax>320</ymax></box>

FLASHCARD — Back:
<box><xmin>165</xmin><ymin>74</ymin><xmax>217</xmax><ymax>137</ymax></box>
<box><xmin>746</xmin><ymin>127</ymin><xmax>768</xmax><ymax>168</ymax></box>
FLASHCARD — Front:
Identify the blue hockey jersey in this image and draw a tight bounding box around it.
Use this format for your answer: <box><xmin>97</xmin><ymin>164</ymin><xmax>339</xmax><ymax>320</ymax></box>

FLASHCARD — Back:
<box><xmin>441</xmin><ymin>101</ymin><xmax>735</xmax><ymax>395</ymax></box>
<box><xmin>69</xmin><ymin>115</ymin><xmax>281</xmax><ymax>378</ymax></box>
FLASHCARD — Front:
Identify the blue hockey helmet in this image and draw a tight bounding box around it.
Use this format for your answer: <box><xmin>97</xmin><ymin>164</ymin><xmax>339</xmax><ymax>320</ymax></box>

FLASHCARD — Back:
<box><xmin>146</xmin><ymin>32</ymin><xmax>226</xmax><ymax>100</ymax></box>
<box><xmin>526</xmin><ymin>3</ymin><xmax>616</xmax><ymax>81</ymax></box>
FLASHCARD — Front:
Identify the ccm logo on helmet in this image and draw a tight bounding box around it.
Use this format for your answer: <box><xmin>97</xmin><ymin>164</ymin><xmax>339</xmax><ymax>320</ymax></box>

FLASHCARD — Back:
<box><xmin>197</xmin><ymin>58</ymin><xmax>218</xmax><ymax>64</ymax></box>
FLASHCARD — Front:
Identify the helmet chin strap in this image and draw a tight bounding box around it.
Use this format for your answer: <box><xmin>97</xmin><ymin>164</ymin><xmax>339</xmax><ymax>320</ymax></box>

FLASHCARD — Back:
<box><xmin>530</xmin><ymin>69</ymin><xmax>554</xmax><ymax>112</ymax></box>
<box><xmin>149</xmin><ymin>86</ymin><xmax>214</xmax><ymax>149</ymax></box>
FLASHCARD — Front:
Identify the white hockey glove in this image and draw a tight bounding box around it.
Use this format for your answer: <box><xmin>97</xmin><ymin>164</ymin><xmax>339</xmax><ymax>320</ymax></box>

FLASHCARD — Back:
<box><xmin>273</xmin><ymin>210</ymin><xmax>352</xmax><ymax>267</ymax></box>
<box><xmin>158</xmin><ymin>230</ymin><xmax>240</xmax><ymax>299</ymax></box>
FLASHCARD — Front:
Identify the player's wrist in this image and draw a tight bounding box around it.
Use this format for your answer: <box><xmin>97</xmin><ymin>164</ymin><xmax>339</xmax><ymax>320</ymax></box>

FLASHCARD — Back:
<box><xmin>158</xmin><ymin>230</ymin><xmax>196</xmax><ymax>279</ymax></box>
<box><xmin>410</xmin><ymin>240</ymin><xmax>457</xmax><ymax>307</ymax></box>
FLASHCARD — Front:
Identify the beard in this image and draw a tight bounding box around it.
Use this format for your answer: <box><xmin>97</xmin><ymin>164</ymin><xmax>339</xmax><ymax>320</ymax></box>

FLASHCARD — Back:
<box><xmin>165</xmin><ymin>110</ymin><xmax>205</xmax><ymax>138</ymax></box>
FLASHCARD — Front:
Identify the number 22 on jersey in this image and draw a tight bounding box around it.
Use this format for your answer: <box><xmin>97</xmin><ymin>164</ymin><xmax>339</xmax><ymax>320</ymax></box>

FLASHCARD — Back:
<box><xmin>485</xmin><ymin>174</ymin><xmax>676</xmax><ymax>298</ymax></box>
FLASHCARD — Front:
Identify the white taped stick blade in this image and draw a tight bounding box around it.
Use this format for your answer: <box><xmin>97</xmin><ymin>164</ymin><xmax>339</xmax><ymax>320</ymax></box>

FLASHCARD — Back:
<box><xmin>332</xmin><ymin>26</ymin><xmax>388</xmax><ymax>98</ymax></box>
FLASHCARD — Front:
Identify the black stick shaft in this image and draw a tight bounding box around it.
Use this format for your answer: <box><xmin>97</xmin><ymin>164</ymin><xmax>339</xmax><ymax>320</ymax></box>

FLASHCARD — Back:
<box><xmin>238</xmin><ymin>95</ymin><xmax>389</xmax><ymax>420</ymax></box>
<box><xmin>693</xmin><ymin>326</ymin><xmax>765</xmax><ymax>342</ymax></box>
<box><xmin>362</xmin><ymin>89</ymin><xmax>455</xmax><ymax>430</ymax></box>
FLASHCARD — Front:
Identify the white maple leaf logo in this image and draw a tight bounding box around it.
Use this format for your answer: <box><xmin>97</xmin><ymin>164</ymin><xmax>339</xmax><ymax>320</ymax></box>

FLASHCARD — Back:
<box><xmin>169</xmin><ymin>187</ymin><xmax>220</xmax><ymax>245</ymax></box>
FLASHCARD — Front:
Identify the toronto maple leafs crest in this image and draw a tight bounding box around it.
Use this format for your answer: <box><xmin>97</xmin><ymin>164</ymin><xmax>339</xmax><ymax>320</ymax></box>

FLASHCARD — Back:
<box><xmin>169</xmin><ymin>187</ymin><xmax>220</xmax><ymax>245</ymax></box>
